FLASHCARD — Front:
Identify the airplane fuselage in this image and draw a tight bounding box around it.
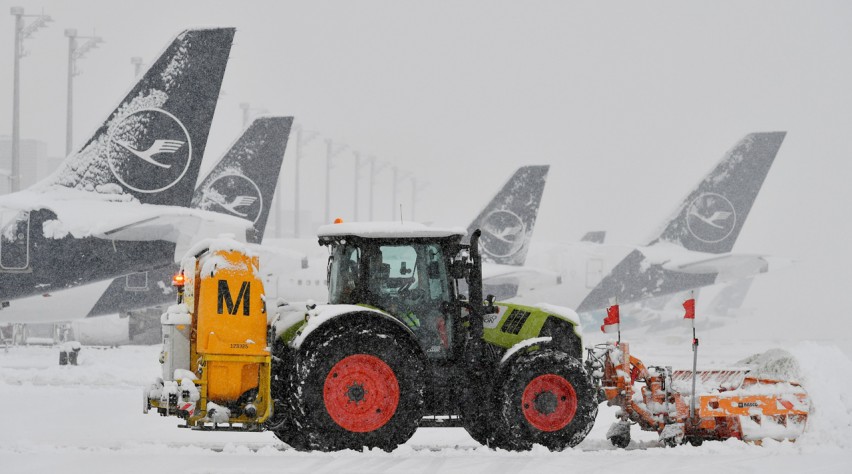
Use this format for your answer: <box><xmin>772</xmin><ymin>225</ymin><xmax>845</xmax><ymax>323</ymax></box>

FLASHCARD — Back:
<box><xmin>0</xmin><ymin>208</ymin><xmax>176</xmax><ymax>320</ymax></box>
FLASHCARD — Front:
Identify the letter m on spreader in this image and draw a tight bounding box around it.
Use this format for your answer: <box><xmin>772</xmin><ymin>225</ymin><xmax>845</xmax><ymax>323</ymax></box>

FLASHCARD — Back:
<box><xmin>217</xmin><ymin>280</ymin><xmax>250</xmax><ymax>315</ymax></box>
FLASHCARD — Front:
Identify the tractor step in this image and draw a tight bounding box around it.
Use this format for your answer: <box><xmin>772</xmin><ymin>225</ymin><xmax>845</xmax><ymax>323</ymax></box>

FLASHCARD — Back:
<box><xmin>419</xmin><ymin>415</ymin><xmax>463</xmax><ymax>428</ymax></box>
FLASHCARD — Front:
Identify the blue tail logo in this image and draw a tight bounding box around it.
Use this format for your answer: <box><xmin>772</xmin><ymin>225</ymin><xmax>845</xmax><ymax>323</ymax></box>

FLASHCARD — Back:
<box><xmin>107</xmin><ymin>107</ymin><xmax>193</xmax><ymax>193</ymax></box>
<box><xmin>686</xmin><ymin>193</ymin><xmax>736</xmax><ymax>243</ymax></box>
<box><xmin>198</xmin><ymin>172</ymin><xmax>263</xmax><ymax>223</ymax></box>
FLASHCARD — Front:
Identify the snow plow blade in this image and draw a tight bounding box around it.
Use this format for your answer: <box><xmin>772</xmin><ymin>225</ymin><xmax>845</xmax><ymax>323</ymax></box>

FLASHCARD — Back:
<box><xmin>672</xmin><ymin>371</ymin><xmax>810</xmax><ymax>441</ymax></box>
<box><xmin>589</xmin><ymin>342</ymin><xmax>811</xmax><ymax>446</ymax></box>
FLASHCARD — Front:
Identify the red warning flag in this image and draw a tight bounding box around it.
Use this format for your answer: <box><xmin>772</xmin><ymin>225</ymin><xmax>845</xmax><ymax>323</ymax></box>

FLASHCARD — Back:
<box><xmin>600</xmin><ymin>304</ymin><xmax>620</xmax><ymax>333</ymax></box>
<box><xmin>683</xmin><ymin>298</ymin><xmax>696</xmax><ymax>320</ymax></box>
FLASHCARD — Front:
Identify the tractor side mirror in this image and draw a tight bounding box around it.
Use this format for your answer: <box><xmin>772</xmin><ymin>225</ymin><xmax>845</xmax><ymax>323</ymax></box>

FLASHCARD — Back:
<box><xmin>400</xmin><ymin>261</ymin><xmax>411</xmax><ymax>275</ymax></box>
<box><xmin>449</xmin><ymin>258</ymin><xmax>468</xmax><ymax>279</ymax></box>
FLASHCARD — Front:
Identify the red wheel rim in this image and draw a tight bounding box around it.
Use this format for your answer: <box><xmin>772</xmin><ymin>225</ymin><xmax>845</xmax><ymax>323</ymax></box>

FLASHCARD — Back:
<box><xmin>323</xmin><ymin>354</ymin><xmax>399</xmax><ymax>432</ymax></box>
<box><xmin>521</xmin><ymin>374</ymin><xmax>577</xmax><ymax>432</ymax></box>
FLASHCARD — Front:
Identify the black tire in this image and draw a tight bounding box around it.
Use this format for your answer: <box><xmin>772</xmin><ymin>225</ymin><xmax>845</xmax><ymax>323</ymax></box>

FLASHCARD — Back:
<box><xmin>266</xmin><ymin>341</ymin><xmax>310</xmax><ymax>450</ymax></box>
<box><xmin>610</xmin><ymin>432</ymin><xmax>630</xmax><ymax>449</ymax></box>
<box><xmin>283</xmin><ymin>314</ymin><xmax>427</xmax><ymax>451</ymax></box>
<box><xmin>493</xmin><ymin>349</ymin><xmax>597</xmax><ymax>451</ymax></box>
<box><xmin>462</xmin><ymin>397</ymin><xmax>495</xmax><ymax>447</ymax></box>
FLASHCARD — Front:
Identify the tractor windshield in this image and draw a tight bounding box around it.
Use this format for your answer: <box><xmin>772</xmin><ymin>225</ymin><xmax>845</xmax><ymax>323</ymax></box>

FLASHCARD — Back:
<box><xmin>328</xmin><ymin>239</ymin><xmax>455</xmax><ymax>358</ymax></box>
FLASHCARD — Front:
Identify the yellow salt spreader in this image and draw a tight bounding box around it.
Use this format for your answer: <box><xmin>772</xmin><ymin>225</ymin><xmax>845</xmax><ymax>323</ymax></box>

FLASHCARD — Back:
<box><xmin>144</xmin><ymin>240</ymin><xmax>273</xmax><ymax>430</ymax></box>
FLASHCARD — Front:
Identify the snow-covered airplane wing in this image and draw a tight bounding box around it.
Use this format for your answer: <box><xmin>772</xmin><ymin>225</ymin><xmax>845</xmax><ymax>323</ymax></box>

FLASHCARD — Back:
<box><xmin>638</xmin><ymin>242</ymin><xmax>791</xmax><ymax>280</ymax></box>
<box><xmin>482</xmin><ymin>263</ymin><xmax>561</xmax><ymax>287</ymax></box>
<box><xmin>98</xmin><ymin>207</ymin><xmax>251</xmax><ymax>259</ymax></box>
<box><xmin>662</xmin><ymin>253</ymin><xmax>793</xmax><ymax>281</ymax></box>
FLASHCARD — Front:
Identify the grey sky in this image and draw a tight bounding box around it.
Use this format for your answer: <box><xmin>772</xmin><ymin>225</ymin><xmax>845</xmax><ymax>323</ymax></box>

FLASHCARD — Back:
<box><xmin>2</xmin><ymin>0</ymin><xmax>850</xmax><ymax>338</ymax></box>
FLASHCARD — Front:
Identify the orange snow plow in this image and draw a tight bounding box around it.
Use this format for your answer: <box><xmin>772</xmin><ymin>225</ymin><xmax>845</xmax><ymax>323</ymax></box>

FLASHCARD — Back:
<box><xmin>587</xmin><ymin>342</ymin><xmax>810</xmax><ymax>447</ymax></box>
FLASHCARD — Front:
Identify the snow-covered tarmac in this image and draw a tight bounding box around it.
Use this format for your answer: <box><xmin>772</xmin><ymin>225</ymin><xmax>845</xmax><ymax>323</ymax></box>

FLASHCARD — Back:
<box><xmin>1</xmin><ymin>333</ymin><xmax>850</xmax><ymax>473</ymax></box>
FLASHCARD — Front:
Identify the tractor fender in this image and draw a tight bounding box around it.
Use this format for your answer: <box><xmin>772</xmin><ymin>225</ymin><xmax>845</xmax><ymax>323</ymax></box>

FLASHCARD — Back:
<box><xmin>529</xmin><ymin>303</ymin><xmax>582</xmax><ymax>330</ymax></box>
<box><xmin>289</xmin><ymin>304</ymin><xmax>418</xmax><ymax>351</ymax></box>
<box><xmin>499</xmin><ymin>337</ymin><xmax>554</xmax><ymax>367</ymax></box>
<box><xmin>495</xmin><ymin>337</ymin><xmax>590</xmax><ymax>390</ymax></box>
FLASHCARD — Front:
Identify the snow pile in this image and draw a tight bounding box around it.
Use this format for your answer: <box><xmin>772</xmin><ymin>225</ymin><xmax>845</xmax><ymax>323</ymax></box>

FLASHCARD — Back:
<box><xmin>316</xmin><ymin>221</ymin><xmax>466</xmax><ymax>239</ymax></box>
<box><xmin>736</xmin><ymin>348</ymin><xmax>803</xmax><ymax>382</ymax></box>
<box><xmin>206</xmin><ymin>402</ymin><xmax>232</xmax><ymax>424</ymax></box>
<box><xmin>184</xmin><ymin>235</ymin><xmax>257</xmax><ymax>260</ymax></box>
<box><xmin>788</xmin><ymin>342</ymin><xmax>852</xmax><ymax>449</ymax></box>
<box><xmin>161</xmin><ymin>304</ymin><xmax>190</xmax><ymax>325</ymax></box>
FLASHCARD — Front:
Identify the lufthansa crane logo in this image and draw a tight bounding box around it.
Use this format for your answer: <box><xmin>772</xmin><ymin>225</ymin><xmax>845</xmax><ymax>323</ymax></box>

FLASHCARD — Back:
<box><xmin>107</xmin><ymin>108</ymin><xmax>192</xmax><ymax>193</ymax></box>
<box><xmin>480</xmin><ymin>209</ymin><xmax>527</xmax><ymax>258</ymax></box>
<box><xmin>686</xmin><ymin>192</ymin><xmax>737</xmax><ymax>243</ymax></box>
<box><xmin>197</xmin><ymin>172</ymin><xmax>263</xmax><ymax>224</ymax></box>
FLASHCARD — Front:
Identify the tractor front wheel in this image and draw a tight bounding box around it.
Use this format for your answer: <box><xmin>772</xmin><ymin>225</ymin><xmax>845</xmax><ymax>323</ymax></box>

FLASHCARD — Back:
<box><xmin>283</xmin><ymin>317</ymin><xmax>427</xmax><ymax>451</ymax></box>
<box><xmin>494</xmin><ymin>349</ymin><xmax>597</xmax><ymax>451</ymax></box>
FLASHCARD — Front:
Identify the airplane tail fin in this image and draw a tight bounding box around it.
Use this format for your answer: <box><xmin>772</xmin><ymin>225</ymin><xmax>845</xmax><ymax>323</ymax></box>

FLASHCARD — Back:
<box><xmin>192</xmin><ymin>116</ymin><xmax>293</xmax><ymax>244</ymax></box>
<box><xmin>648</xmin><ymin>132</ymin><xmax>786</xmax><ymax>253</ymax></box>
<box><xmin>580</xmin><ymin>231</ymin><xmax>606</xmax><ymax>244</ymax></box>
<box><xmin>40</xmin><ymin>28</ymin><xmax>235</xmax><ymax>207</ymax></box>
<box><xmin>467</xmin><ymin>165</ymin><xmax>549</xmax><ymax>266</ymax></box>
<box><xmin>577</xmin><ymin>133</ymin><xmax>785</xmax><ymax>313</ymax></box>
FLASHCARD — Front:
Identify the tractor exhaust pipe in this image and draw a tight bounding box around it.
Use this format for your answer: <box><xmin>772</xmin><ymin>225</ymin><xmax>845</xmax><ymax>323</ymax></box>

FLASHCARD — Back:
<box><xmin>466</xmin><ymin>229</ymin><xmax>485</xmax><ymax>365</ymax></box>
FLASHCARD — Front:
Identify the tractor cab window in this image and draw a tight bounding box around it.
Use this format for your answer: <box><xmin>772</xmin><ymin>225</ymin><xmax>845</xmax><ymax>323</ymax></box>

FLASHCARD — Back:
<box><xmin>328</xmin><ymin>243</ymin><xmax>361</xmax><ymax>304</ymax></box>
<box><xmin>369</xmin><ymin>243</ymin><xmax>454</xmax><ymax>358</ymax></box>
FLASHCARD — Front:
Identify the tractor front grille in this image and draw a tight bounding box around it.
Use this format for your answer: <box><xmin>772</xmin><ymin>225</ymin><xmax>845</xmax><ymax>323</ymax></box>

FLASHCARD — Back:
<box><xmin>502</xmin><ymin>309</ymin><xmax>530</xmax><ymax>335</ymax></box>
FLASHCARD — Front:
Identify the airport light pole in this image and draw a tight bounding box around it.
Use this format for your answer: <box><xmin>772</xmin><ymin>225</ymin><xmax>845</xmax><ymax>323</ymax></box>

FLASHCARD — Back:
<box><xmin>391</xmin><ymin>166</ymin><xmax>411</xmax><ymax>220</ymax></box>
<box><xmin>65</xmin><ymin>29</ymin><xmax>103</xmax><ymax>156</ymax></box>
<box><xmin>411</xmin><ymin>177</ymin><xmax>428</xmax><ymax>222</ymax></box>
<box><xmin>292</xmin><ymin>124</ymin><xmax>319</xmax><ymax>238</ymax></box>
<box><xmin>10</xmin><ymin>7</ymin><xmax>52</xmax><ymax>192</ymax></box>
<box><xmin>323</xmin><ymin>139</ymin><xmax>347</xmax><ymax>224</ymax></box>
<box><xmin>131</xmin><ymin>56</ymin><xmax>143</xmax><ymax>78</ymax></box>
<box><xmin>353</xmin><ymin>151</ymin><xmax>361</xmax><ymax>220</ymax></box>
<box><xmin>368</xmin><ymin>156</ymin><xmax>386</xmax><ymax>221</ymax></box>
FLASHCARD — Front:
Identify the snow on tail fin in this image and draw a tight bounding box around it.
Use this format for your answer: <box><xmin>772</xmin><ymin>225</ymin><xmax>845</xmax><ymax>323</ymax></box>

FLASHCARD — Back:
<box><xmin>576</xmin><ymin>133</ymin><xmax>784</xmax><ymax>314</ymax></box>
<box><xmin>467</xmin><ymin>165</ymin><xmax>549</xmax><ymax>266</ymax></box>
<box><xmin>648</xmin><ymin>132</ymin><xmax>786</xmax><ymax>253</ymax></box>
<box><xmin>191</xmin><ymin>116</ymin><xmax>293</xmax><ymax>244</ymax></box>
<box><xmin>40</xmin><ymin>28</ymin><xmax>235</xmax><ymax>207</ymax></box>
<box><xmin>580</xmin><ymin>231</ymin><xmax>606</xmax><ymax>244</ymax></box>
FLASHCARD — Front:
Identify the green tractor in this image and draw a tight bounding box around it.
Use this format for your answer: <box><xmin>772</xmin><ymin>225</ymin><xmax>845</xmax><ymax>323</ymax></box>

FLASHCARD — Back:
<box><xmin>269</xmin><ymin>222</ymin><xmax>597</xmax><ymax>451</ymax></box>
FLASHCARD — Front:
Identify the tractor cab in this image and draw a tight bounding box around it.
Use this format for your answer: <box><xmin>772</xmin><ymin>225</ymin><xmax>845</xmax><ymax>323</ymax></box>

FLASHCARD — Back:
<box><xmin>320</xmin><ymin>222</ymin><xmax>469</xmax><ymax>359</ymax></box>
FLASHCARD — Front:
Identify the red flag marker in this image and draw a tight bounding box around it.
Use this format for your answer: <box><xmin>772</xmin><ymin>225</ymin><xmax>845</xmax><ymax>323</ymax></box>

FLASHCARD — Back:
<box><xmin>683</xmin><ymin>298</ymin><xmax>696</xmax><ymax>320</ymax></box>
<box><xmin>600</xmin><ymin>304</ymin><xmax>620</xmax><ymax>333</ymax></box>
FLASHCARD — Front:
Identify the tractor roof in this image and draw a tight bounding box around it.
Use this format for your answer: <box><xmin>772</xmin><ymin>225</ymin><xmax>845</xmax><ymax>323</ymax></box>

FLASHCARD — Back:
<box><xmin>317</xmin><ymin>221</ymin><xmax>466</xmax><ymax>240</ymax></box>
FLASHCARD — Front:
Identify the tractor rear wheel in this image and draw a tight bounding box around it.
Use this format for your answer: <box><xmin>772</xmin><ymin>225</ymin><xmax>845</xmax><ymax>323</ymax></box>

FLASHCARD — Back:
<box><xmin>494</xmin><ymin>349</ymin><xmax>597</xmax><ymax>451</ymax></box>
<box><xmin>283</xmin><ymin>317</ymin><xmax>427</xmax><ymax>451</ymax></box>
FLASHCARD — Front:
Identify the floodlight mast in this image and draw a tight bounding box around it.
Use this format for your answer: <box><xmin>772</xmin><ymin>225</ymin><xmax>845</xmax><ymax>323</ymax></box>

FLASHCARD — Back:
<box><xmin>323</xmin><ymin>139</ymin><xmax>347</xmax><ymax>224</ymax></box>
<box><xmin>292</xmin><ymin>124</ymin><xmax>318</xmax><ymax>237</ymax></box>
<box><xmin>10</xmin><ymin>6</ymin><xmax>52</xmax><ymax>192</ymax></box>
<box><xmin>411</xmin><ymin>177</ymin><xmax>428</xmax><ymax>222</ymax></box>
<box><xmin>368</xmin><ymin>156</ymin><xmax>387</xmax><ymax>221</ymax></box>
<box><xmin>65</xmin><ymin>28</ymin><xmax>104</xmax><ymax>156</ymax></box>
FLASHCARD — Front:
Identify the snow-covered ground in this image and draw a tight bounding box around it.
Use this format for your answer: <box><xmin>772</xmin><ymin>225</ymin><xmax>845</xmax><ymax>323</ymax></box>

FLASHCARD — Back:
<box><xmin>1</xmin><ymin>332</ymin><xmax>850</xmax><ymax>473</ymax></box>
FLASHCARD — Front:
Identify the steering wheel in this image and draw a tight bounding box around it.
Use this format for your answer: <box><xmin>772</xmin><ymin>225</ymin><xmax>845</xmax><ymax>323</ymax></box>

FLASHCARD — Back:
<box><xmin>398</xmin><ymin>286</ymin><xmax>424</xmax><ymax>303</ymax></box>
